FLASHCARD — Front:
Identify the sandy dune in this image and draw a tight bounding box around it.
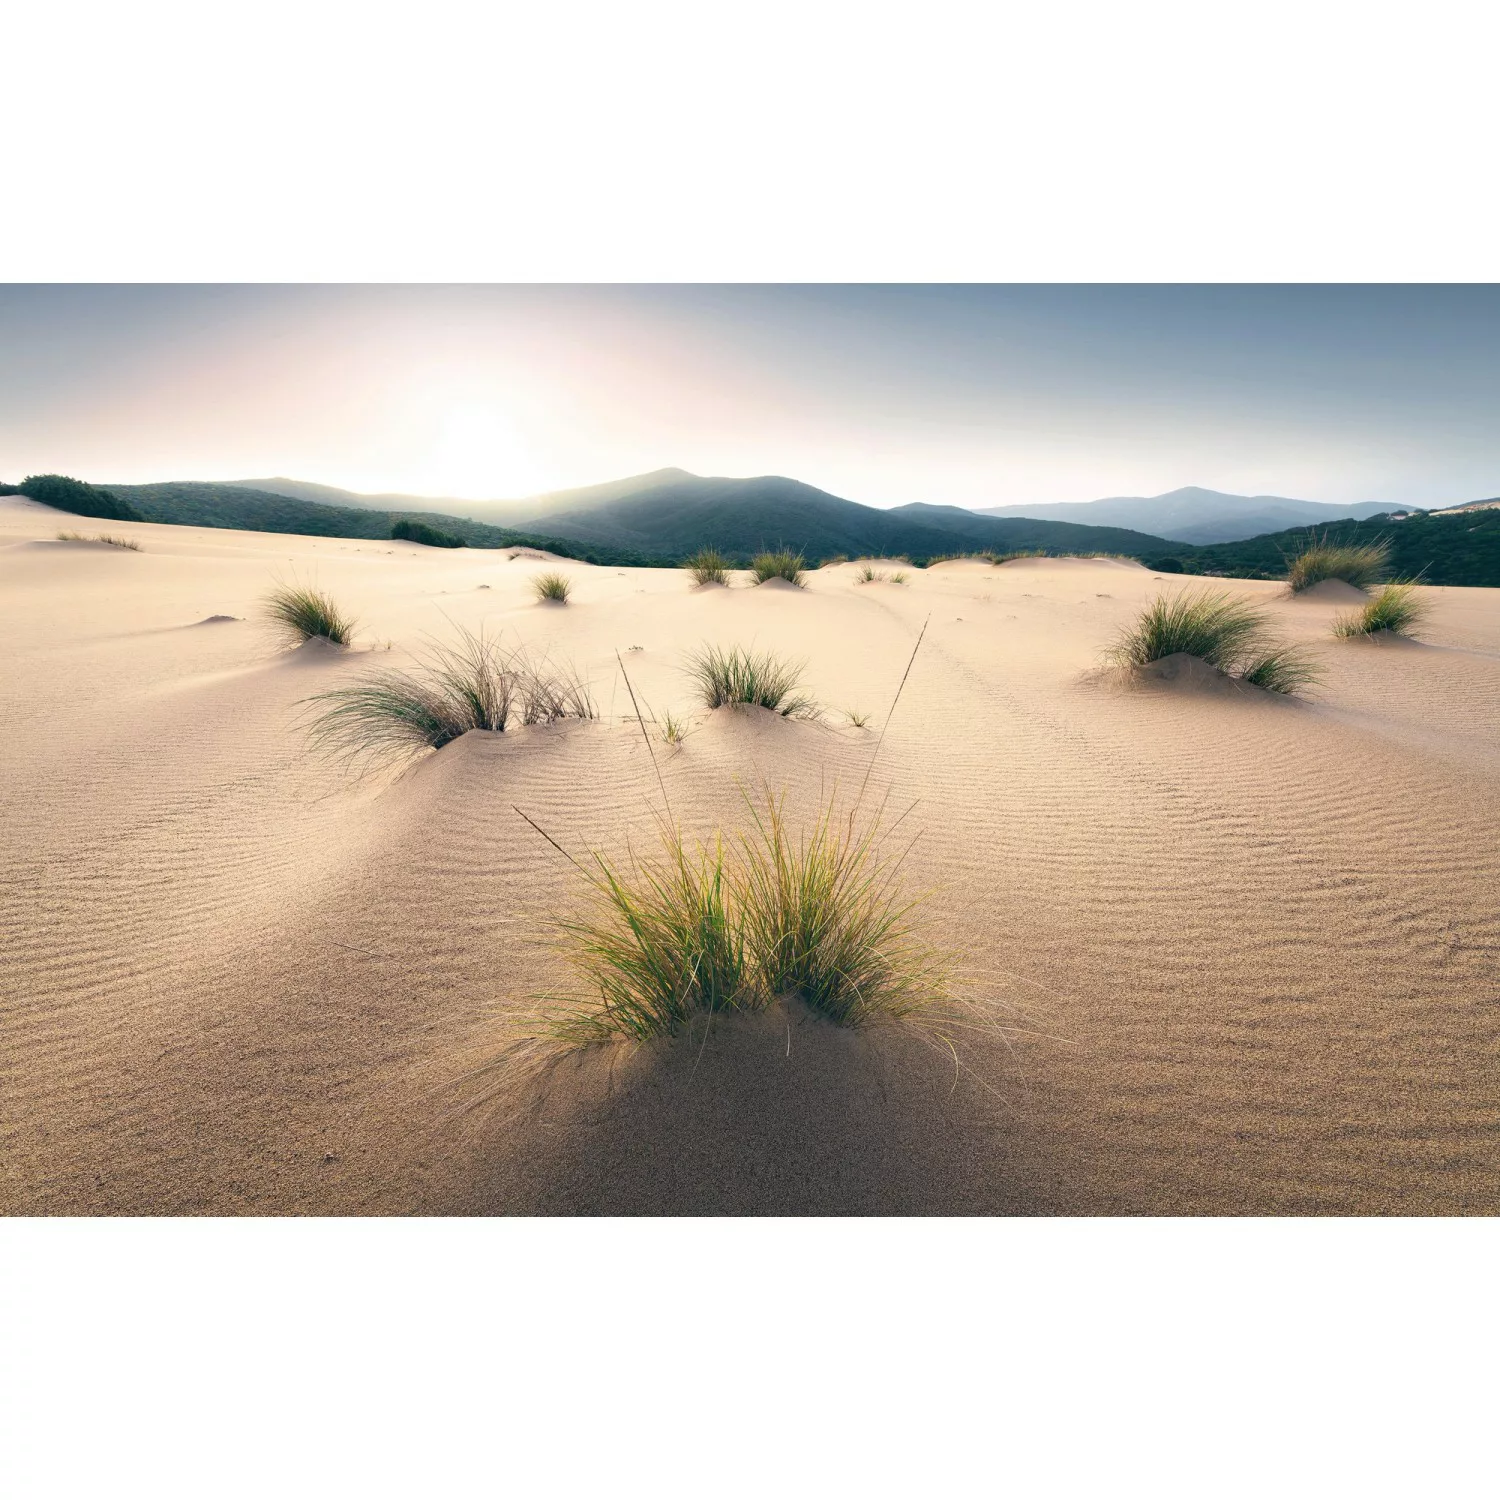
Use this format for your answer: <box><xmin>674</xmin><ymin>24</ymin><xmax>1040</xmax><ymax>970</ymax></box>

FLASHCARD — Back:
<box><xmin>2</xmin><ymin>494</ymin><xmax>1498</xmax><ymax>1215</ymax></box>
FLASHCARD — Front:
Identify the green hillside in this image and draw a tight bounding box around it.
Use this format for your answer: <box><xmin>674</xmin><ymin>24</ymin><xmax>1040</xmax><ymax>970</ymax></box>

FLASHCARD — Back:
<box><xmin>98</xmin><ymin>483</ymin><xmax>660</xmax><ymax>567</ymax></box>
<box><xmin>1173</xmin><ymin>508</ymin><xmax>1500</xmax><ymax>588</ymax></box>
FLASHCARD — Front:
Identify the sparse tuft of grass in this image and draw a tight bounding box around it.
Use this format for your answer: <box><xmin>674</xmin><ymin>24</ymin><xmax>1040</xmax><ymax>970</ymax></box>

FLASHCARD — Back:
<box><xmin>890</xmin><ymin>571</ymin><xmax>908</xmax><ymax>585</ymax></box>
<box><xmin>685</xmin><ymin>548</ymin><xmax>731</xmax><ymax>586</ymax></box>
<box><xmin>684</xmin><ymin>644</ymin><xmax>819</xmax><ymax>718</ymax></box>
<box><xmin>264</xmin><ymin>582</ymin><xmax>356</xmax><ymax>647</ymax></box>
<box><xmin>537</xmin><ymin>819</ymin><xmax>755</xmax><ymax>1046</ymax></box>
<box><xmin>1239</xmin><ymin>647</ymin><xmax>1323</xmax><ymax>695</ymax></box>
<box><xmin>660</xmin><ymin>709</ymin><xmax>688</xmax><ymax>744</ymax></box>
<box><xmin>988</xmin><ymin>549</ymin><xmax>1045</xmax><ymax>565</ymax></box>
<box><xmin>751</xmin><ymin>549</ymin><xmax>806</xmax><ymax>586</ymax></box>
<box><xmin>57</xmin><ymin>530</ymin><xmax>140</xmax><ymax>550</ymax></box>
<box><xmin>305</xmin><ymin>627</ymin><xmax>594</xmax><ymax>762</ymax></box>
<box><xmin>1286</xmin><ymin>537</ymin><xmax>1390</xmax><ymax>593</ymax></box>
<box><xmin>842</xmin><ymin>708</ymin><xmax>871</xmax><ymax>727</ymax></box>
<box><xmin>532</xmin><ymin>571</ymin><xmax>572</xmax><ymax>603</ymax></box>
<box><xmin>734</xmin><ymin>790</ymin><xmax>949</xmax><ymax>1027</ymax></box>
<box><xmin>1333</xmin><ymin>583</ymin><xmax>1429</xmax><ymax>639</ymax></box>
<box><xmin>1108</xmin><ymin>587</ymin><xmax>1318</xmax><ymax>694</ymax></box>
<box><xmin>856</xmin><ymin>564</ymin><xmax>888</xmax><ymax>583</ymax></box>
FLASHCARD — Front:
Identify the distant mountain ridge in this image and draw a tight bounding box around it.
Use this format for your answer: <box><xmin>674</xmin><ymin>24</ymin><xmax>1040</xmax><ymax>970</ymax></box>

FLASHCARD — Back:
<box><xmin>976</xmin><ymin>486</ymin><xmax>1392</xmax><ymax>544</ymax></box>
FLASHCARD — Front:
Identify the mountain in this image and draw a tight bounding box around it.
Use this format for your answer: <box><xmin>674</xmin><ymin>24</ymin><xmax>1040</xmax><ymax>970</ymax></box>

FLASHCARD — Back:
<box><xmin>98</xmin><ymin>482</ymin><xmax>661</xmax><ymax>566</ymax></box>
<box><xmin>976</xmin><ymin>487</ymin><xmax>1393</xmax><ymax>544</ymax></box>
<box><xmin>223</xmin><ymin>469</ymin><xmax>1179</xmax><ymax>561</ymax></box>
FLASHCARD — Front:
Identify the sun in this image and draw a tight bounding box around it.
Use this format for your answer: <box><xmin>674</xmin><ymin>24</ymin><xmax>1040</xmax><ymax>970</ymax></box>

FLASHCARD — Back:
<box><xmin>416</xmin><ymin>402</ymin><xmax>547</xmax><ymax>499</ymax></box>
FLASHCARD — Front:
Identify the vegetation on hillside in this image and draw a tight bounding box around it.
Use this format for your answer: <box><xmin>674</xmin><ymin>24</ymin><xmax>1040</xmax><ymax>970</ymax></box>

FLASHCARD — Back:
<box><xmin>21</xmin><ymin>474</ymin><xmax>144</xmax><ymax>523</ymax></box>
<box><xmin>391</xmin><ymin>517</ymin><xmax>466</xmax><ymax>547</ymax></box>
<box><xmin>1187</xmin><ymin>510</ymin><xmax>1500</xmax><ymax>589</ymax></box>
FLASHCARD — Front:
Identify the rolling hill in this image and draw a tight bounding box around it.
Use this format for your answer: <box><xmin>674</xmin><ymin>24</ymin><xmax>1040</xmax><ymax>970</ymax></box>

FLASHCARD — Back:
<box><xmin>976</xmin><ymin>486</ymin><xmax>1393</xmax><ymax>544</ymax></box>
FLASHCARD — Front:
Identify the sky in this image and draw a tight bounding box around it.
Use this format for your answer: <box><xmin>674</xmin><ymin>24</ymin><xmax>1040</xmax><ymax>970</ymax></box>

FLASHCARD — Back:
<box><xmin>2</xmin><ymin>284</ymin><xmax>1497</xmax><ymax>510</ymax></box>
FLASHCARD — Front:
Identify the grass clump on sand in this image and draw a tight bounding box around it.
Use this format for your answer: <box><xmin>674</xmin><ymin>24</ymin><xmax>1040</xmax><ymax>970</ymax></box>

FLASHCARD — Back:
<box><xmin>659</xmin><ymin>710</ymin><xmax>688</xmax><ymax>745</ymax></box>
<box><xmin>856</xmin><ymin>564</ymin><xmax>888</xmax><ymax>583</ymax></box>
<box><xmin>57</xmin><ymin>530</ymin><xmax>140</xmax><ymax>550</ymax></box>
<box><xmin>751</xmin><ymin>549</ymin><xmax>806</xmax><ymax>586</ymax></box>
<box><xmin>890</xmin><ymin>571</ymin><xmax>908</xmax><ymax>585</ymax></box>
<box><xmin>1109</xmin><ymin>587</ymin><xmax>1319</xmax><ymax>695</ymax></box>
<box><xmin>305</xmin><ymin>627</ymin><xmax>595</xmax><ymax>762</ymax></box>
<box><xmin>684</xmin><ymin>548</ymin><xmax>731</xmax><ymax>586</ymax></box>
<box><xmin>532</xmin><ymin>571</ymin><xmax>572</xmax><ymax>603</ymax></box>
<box><xmin>264</xmin><ymin>582</ymin><xmax>356</xmax><ymax>647</ymax></box>
<box><xmin>527</xmin><ymin>795</ymin><xmax>947</xmax><ymax>1044</ymax></box>
<box><xmin>685</xmin><ymin>644</ymin><xmax>818</xmax><ymax>718</ymax></box>
<box><xmin>1285</xmin><ymin>537</ymin><xmax>1390</xmax><ymax>593</ymax></box>
<box><xmin>735</xmin><ymin>792</ymin><xmax>948</xmax><ymax>1027</ymax></box>
<box><xmin>1333</xmin><ymin>583</ymin><xmax>1429</xmax><ymax>639</ymax></box>
<box><xmin>538</xmin><ymin>822</ymin><xmax>754</xmax><ymax>1046</ymax></box>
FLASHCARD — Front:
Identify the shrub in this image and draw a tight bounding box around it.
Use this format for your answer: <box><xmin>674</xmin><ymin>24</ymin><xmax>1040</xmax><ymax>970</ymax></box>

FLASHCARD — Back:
<box><xmin>685</xmin><ymin>548</ymin><xmax>731</xmax><ymax>586</ymax></box>
<box><xmin>305</xmin><ymin>627</ymin><xmax>594</xmax><ymax>762</ymax></box>
<box><xmin>21</xmin><ymin>473</ymin><xmax>144</xmax><ymax>523</ymax></box>
<box><xmin>1108</xmin><ymin>587</ymin><xmax>1318</xmax><ymax>694</ymax></box>
<box><xmin>392</xmin><ymin>517</ymin><xmax>466</xmax><ymax>548</ymax></box>
<box><xmin>1149</xmin><ymin>556</ymin><xmax>1186</xmax><ymax>573</ymax></box>
<box><xmin>538</xmin><ymin>819</ymin><xmax>754</xmax><ymax>1046</ymax></box>
<box><xmin>684</xmin><ymin>644</ymin><xmax>818</xmax><ymax>718</ymax></box>
<box><xmin>0</xmin><ymin>481</ymin><xmax>21</xmax><ymax>495</ymax></box>
<box><xmin>751</xmin><ymin>549</ymin><xmax>806</xmax><ymax>586</ymax></box>
<box><xmin>263</xmin><ymin>583</ymin><xmax>356</xmax><ymax>647</ymax></box>
<box><xmin>1286</xmin><ymin>537</ymin><xmax>1390</xmax><ymax>593</ymax></box>
<box><xmin>532</xmin><ymin>571</ymin><xmax>571</xmax><ymax>602</ymax></box>
<box><xmin>1333</xmin><ymin>583</ymin><xmax>1429</xmax><ymax>639</ymax></box>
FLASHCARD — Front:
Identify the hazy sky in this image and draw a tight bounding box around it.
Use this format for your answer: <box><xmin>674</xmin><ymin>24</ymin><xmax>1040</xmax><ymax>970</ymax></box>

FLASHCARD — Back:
<box><xmin>2</xmin><ymin>284</ymin><xmax>1497</xmax><ymax>509</ymax></box>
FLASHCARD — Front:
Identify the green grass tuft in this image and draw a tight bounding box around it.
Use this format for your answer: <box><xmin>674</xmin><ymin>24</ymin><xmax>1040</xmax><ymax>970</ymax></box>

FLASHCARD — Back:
<box><xmin>1109</xmin><ymin>587</ymin><xmax>1318</xmax><ymax>694</ymax></box>
<box><xmin>751</xmin><ymin>549</ymin><xmax>806</xmax><ymax>586</ymax></box>
<box><xmin>538</xmin><ymin>820</ymin><xmax>755</xmax><ymax>1046</ymax></box>
<box><xmin>684</xmin><ymin>548</ymin><xmax>731</xmax><ymax>586</ymax></box>
<box><xmin>856</xmin><ymin>564</ymin><xmax>888</xmax><ymax>583</ymax></box>
<box><xmin>305</xmin><ymin>627</ymin><xmax>594</xmax><ymax>762</ymax></box>
<box><xmin>890</xmin><ymin>571</ymin><xmax>908</xmax><ymax>585</ymax></box>
<box><xmin>684</xmin><ymin>644</ymin><xmax>818</xmax><ymax>718</ymax></box>
<box><xmin>1286</xmin><ymin>537</ymin><xmax>1390</xmax><ymax>593</ymax></box>
<box><xmin>532</xmin><ymin>570</ymin><xmax>572</xmax><ymax>602</ymax></box>
<box><xmin>734</xmin><ymin>791</ymin><xmax>949</xmax><ymax>1027</ymax></box>
<box><xmin>1333</xmin><ymin>583</ymin><xmax>1429</xmax><ymax>639</ymax></box>
<box><xmin>529</xmin><ymin>792</ymin><xmax>948</xmax><ymax>1045</ymax></box>
<box><xmin>264</xmin><ymin>583</ymin><xmax>356</xmax><ymax>647</ymax></box>
<box><xmin>659</xmin><ymin>709</ymin><xmax>688</xmax><ymax>745</ymax></box>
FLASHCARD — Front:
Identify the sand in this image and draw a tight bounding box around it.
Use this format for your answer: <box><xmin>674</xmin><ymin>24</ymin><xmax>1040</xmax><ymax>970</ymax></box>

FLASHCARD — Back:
<box><xmin>3</xmin><ymin>494</ymin><xmax>1498</xmax><ymax>1216</ymax></box>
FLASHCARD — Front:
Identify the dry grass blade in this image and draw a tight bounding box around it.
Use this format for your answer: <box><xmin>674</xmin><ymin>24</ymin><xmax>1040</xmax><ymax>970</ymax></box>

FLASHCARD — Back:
<box><xmin>264</xmin><ymin>582</ymin><xmax>356</xmax><ymax>647</ymax></box>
